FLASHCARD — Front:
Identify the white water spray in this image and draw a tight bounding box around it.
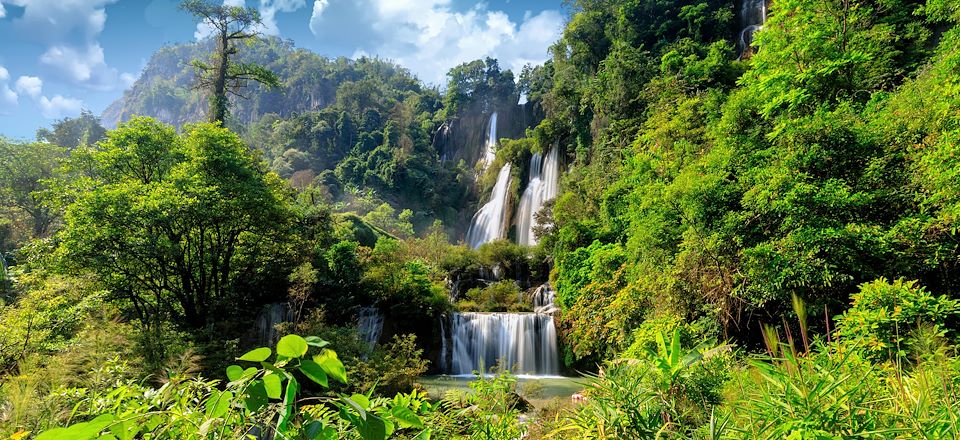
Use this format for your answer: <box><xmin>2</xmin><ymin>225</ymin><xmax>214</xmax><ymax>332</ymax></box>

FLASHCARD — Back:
<box><xmin>516</xmin><ymin>147</ymin><xmax>560</xmax><ymax>247</ymax></box>
<box><xmin>481</xmin><ymin>112</ymin><xmax>498</xmax><ymax>172</ymax></box>
<box><xmin>738</xmin><ymin>0</ymin><xmax>768</xmax><ymax>58</ymax></box>
<box><xmin>466</xmin><ymin>163</ymin><xmax>512</xmax><ymax>249</ymax></box>
<box><xmin>357</xmin><ymin>307</ymin><xmax>384</xmax><ymax>348</ymax></box>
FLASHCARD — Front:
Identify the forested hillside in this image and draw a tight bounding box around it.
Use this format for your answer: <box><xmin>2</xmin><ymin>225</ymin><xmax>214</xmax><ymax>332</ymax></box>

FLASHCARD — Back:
<box><xmin>3</xmin><ymin>0</ymin><xmax>960</xmax><ymax>438</ymax></box>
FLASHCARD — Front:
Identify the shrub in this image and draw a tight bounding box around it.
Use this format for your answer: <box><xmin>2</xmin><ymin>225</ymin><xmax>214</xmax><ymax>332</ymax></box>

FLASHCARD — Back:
<box><xmin>458</xmin><ymin>281</ymin><xmax>529</xmax><ymax>312</ymax></box>
<box><xmin>835</xmin><ymin>278</ymin><xmax>960</xmax><ymax>361</ymax></box>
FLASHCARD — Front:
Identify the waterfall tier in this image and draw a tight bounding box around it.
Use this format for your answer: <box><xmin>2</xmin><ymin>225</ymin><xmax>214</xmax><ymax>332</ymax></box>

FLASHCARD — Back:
<box><xmin>466</xmin><ymin>163</ymin><xmax>512</xmax><ymax>249</ymax></box>
<box><xmin>255</xmin><ymin>303</ymin><xmax>293</xmax><ymax>346</ymax></box>
<box><xmin>481</xmin><ymin>112</ymin><xmax>498</xmax><ymax>172</ymax></box>
<box><xmin>441</xmin><ymin>283</ymin><xmax>560</xmax><ymax>376</ymax></box>
<box><xmin>357</xmin><ymin>307</ymin><xmax>384</xmax><ymax>348</ymax></box>
<box><xmin>444</xmin><ymin>312</ymin><xmax>559</xmax><ymax>376</ymax></box>
<box><xmin>738</xmin><ymin>0</ymin><xmax>767</xmax><ymax>57</ymax></box>
<box><xmin>516</xmin><ymin>147</ymin><xmax>559</xmax><ymax>247</ymax></box>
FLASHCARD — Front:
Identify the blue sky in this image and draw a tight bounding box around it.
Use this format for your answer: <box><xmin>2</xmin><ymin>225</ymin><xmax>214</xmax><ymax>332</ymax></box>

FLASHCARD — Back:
<box><xmin>0</xmin><ymin>0</ymin><xmax>565</xmax><ymax>140</ymax></box>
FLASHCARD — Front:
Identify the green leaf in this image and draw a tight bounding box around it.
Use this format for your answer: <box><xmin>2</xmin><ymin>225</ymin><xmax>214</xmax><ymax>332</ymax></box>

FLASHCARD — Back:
<box><xmin>350</xmin><ymin>393</ymin><xmax>370</xmax><ymax>410</ymax></box>
<box><xmin>356</xmin><ymin>413</ymin><xmax>388</xmax><ymax>440</ymax></box>
<box><xmin>390</xmin><ymin>405</ymin><xmax>424</xmax><ymax>429</ymax></box>
<box><xmin>299</xmin><ymin>359</ymin><xmax>329</xmax><ymax>387</ymax></box>
<box><xmin>263</xmin><ymin>373</ymin><xmax>283</xmax><ymax>399</ymax></box>
<box><xmin>316</xmin><ymin>350</ymin><xmax>348</xmax><ymax>384</ymax></box>
<box><xmin>305</xmin><ymin>336</ymin><xmax>330</xmax><ymax>348</ymax></box>
<box><xmin>108</xmin><ymin>419</ymin><xmax>139</xmax><ymax>440</ymax></box>
<box><xmin>238</xmin><ymin>347</ymin><xmax>272</xmax><ymax>362</ymax></box>
<box><xmin>35</xmin><ymin>414</ymin><xmax>115</xmax><ymax>440</ymax></box>
<box><xmin>277</xmin><ymin>334</ymin><xmax>309</xmax><ymax>358</ymax></box>
<box><xmin>205</xmin><ymin>390</ymin><xmax>233</xmax><ymax>418</ymax></box>
<box><xmin>226</xmin><ymin>365</ymin><xmax>244</xmax><ymax>381</ymax></box>
<box><xmin>244</xmin><ymin>380</ymin><xmax>269</xmax><ymax>412</ymax></box>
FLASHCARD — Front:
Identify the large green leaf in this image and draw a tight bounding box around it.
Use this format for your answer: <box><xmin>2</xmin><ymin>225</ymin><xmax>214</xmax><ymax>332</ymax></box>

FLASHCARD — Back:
<box><xmin>35</xmin><ymin>414</ymin><xmax>115</xmax><ymax>440</ymax></box>
<box><xmin>244</xmin><ymin>380</ymin><xmax>269</xmax><ymax>412</ymax></box>
<box><xmin>263</xmin><ymin>373</ymin><xmax>283</xmax><ymax>399</ymax></box>
<box><xmin>300</xmin><ymin>359</ymin><xmax>329</xmax><ymax>387</ymax></box>
<box><xmin>316</xmin><ymin>350</ymin><xmax>347</xmax><ymax>384</ymax></box>
<box><xmin>205</xmin><ymin>389</ymin><xmax>233</xmax><ymax>418</ymax></box>
<box><xmin>391</xmin><ymin>405</ymin><xmax>424</xmax><ymax>429</ymax></box>
<box><xmin>277</xmin><ymin>334</ymin><xmax>308</xmax><ymax>358</ymax></box>
<box><xmin>238</xmin><ymin>347</ymin><xmax>272</xmax><ymax>362</ymax></box>
<box><xmin>225</xmin><ymin>364</ymin><xmax>244</xmax><ymax>381</ymax></box>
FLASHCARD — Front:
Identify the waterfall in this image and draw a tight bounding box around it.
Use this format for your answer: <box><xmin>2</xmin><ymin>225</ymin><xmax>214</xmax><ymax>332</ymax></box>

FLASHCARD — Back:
<box><xmin>530</xmin><ymin>284</ymin><xmax>558</xmax><ymax>315</ymax></box>
<box><xmin>465</xmin><ymin>163</ymin><xmax>512</xmax><ymax>249</ymax></box>
<box><xmin>481</xmin><ymin>112</ymin><xmax>498</xmax><ymax>172</ymax></box>
<box><xmin>446</xmin><ymin>312</ymin><xmax>559</xmax><ymax>376</ymax></box>
<box><xmin>516</xmin><ymin>147</ymin><xmax>560</xmax><ymax>247</ymax></box>
<box><xmin>255</xmin><ymin>303</ymin><xmax>293</xmax><ymax>346</ymax></box>
<box><xmin>443</xmin><ymin>283</ymin><xmax>560</xmax><ymax>376</ymax></box>
<box><xmin>357</xmin><ymin>307</ymin><xmax>384</xmax><ymax>348</ymax></box>
<box><xmin>738</xmin><ymin>0</ymin><xmax>767</xmax><ymax>58</ymax></box>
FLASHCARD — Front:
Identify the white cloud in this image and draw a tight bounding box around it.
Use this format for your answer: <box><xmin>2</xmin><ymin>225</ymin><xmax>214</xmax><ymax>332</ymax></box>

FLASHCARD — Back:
<box><xmin>40</xmin><ymin>43</ymin><xmax>129</xmax><ymax>92</ymax></box>
<box><xmin>6</xmin><ymin>0</ymin><xmax>117</xmax><ymax>43</ymax></box>
<box><xmin>6</xmin><ymin>0</ymin><xmax>134</xmax><ymax>92</ymax></box>
<box><xmin>309</xmin><ymin>1</ymin><xmax>563</xmax><ymax>85</ymax></box>
<box><xmin>195</xmin><ymin>0</ymin><xmax>306</xmax><ymax>40</ymax></box>
<box><xmin>38</xmin><ymin>94</ymin><xmax>83</xmax><ymax>119</ymax></box>
<box><xmin>0</xmin><ymin>2</ymin><xmax>6</xmax><ymax>19</ymax></box>
<box><xmin>0</xmin><ymin>66</ymin><xmax>18</xmax><ymax>114</ymax></box>
<box><xmin>309</xmin><ymin>0</ymin><xmax>329</xmax><ymax>33</ymax></box>
<box><xmin>15</xmin><ymin>76</ymin><xmax>43</xmax><ymax>99</ymax></box>
<box><xmin>259</xmin><ymin>0</ymin><xmax>307</xmax><ymax>36</ymax></box>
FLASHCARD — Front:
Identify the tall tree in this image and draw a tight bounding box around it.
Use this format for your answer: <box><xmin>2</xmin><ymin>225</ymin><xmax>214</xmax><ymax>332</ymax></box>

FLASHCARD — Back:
<box><xmin>180</xmin><ymin>0</ymin><xmax>280</xmax><ymax>124</ymax></box>
<box><xmin>58</xmin><ymin>117</ymin><xmax>292</xmax><ymax>328</ymax></box>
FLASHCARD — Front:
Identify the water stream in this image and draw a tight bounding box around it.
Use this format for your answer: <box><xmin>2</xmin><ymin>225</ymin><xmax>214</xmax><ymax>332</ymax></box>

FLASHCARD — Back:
<box><xmin>515</xmin><ymin>147</ymin><xmax>559</xmax><ymax>247</ymax></box>
<box><xmin>255</xmin><ymin>303</ymin><xmax>293</xmax><ymax>346</ymax></box>
<box><xmin>481</xmin><ymin>112</ymin><xmax>498</xmax><ymax>172</ymax></box>
<box><xmin>357</xmin><ymin>307</ymin><xmax>385</xmax><ymax>348</ymax></box>
<box><xmin>738</xmin><ymin>0</ymin><xmax>768</xmax><ymax>58</ymax></box>
<box><xmin>465</xmin><ymin>163</ymin><xmax>513</xmax><ymax>249</ymax></box>
<box><xmin>441</xmin><ymin>284</ymin><xmax>560</xmax><ymax>376</ymax></box>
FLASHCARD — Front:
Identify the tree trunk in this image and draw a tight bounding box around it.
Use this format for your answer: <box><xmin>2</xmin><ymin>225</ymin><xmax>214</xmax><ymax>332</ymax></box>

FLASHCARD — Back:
<box><xmin>210</xmin><ymin>29</ymin><xmax>230</xmax><ymax>124</ymax></box>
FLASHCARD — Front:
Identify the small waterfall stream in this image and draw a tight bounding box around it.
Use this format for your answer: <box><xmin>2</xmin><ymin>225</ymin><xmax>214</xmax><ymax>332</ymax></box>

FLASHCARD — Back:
<box><xmin>738</xmin><ymin>0</ymin><xmax>768</xmax><ymax>58</ymax></box>
<box><xmin>516</xmin><ymin>147</ymin><xmax>560</xmax><ymax>247</ymax></box>
<box><xmin>481</xmin><ymin>112</ymin><xmax>499</xmax><ymax>172</ymax></box>
<box><xmin>441</xmin><ymin>284</ymin><xmax>560</xmax><ymax>376</ymax></box>
<box><xmin>255</xmin><ymin>303</ymin><xmax>293</xmax><ymax>346</ymax></box>
<box><xmin>357</xmin><ymin>307</ymin><xmax>385</xmax><ymax>348</ymax></box>
<box><xmin>465</xmin><ymin>163</ymin><xmax>513</xmax><ymax>249</ymax></box>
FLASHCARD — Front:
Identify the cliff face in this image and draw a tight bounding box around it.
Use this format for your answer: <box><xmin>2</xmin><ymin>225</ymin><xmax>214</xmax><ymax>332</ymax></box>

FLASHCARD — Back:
<box><xmin>101</xmin><ymin>38</ymin><xmax>420</xmax><ymax>129</ymax></box>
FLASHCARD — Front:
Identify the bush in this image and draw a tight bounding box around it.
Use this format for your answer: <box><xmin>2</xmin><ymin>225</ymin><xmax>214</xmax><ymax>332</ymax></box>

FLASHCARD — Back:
<box><xmin>458</xmin><ymin>281</ymin><xmax>530</xmax><ymax>312</ymax></box>
<box><xmin>835</xmin><ymin>278</ymin><xmax>960</xmax><ymax>361</ymax></box>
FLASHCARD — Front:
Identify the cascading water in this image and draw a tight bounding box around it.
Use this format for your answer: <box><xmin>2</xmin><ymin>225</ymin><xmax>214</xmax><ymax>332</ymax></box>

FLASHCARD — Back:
<box><xmin>530</xmin><ymin>283</ymin><xmax>558</xmax><ymax>315</ymax></box>
<box><xmin>442</xmin><ymin>284</ymin><xmax>560</xmax><ymax>376</ymax></box>
<box><xmin>515</xmin><ymin>147</ymin><xmax>560</xmax><ymax>246</ymax></box>
<box><xmin>738</xmin><ymin>0</ymin><xmax>767</xmax><ymax>58</ymax></box>
<box><xmin>255</xmin><ymin>303</ymin><xmax>293</xmax><ymax>346</ymax></box>
<box><xmin>465</xmin><ymin>163</ymin><xmax>512</xmax><ymax>249</ymax></box>
<box><xmin>357</xmin><ymin>307</ymin><xmax>384</xmax><ymax>348</ymax></box>
<box><xmin>481</xmin><ymin>112</ymin><xmax>499</xmax><ymax>172</ymax></box>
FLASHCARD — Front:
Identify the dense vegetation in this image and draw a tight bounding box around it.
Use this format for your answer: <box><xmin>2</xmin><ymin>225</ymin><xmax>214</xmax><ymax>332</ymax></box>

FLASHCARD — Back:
<box><xmin>3</xmin><ymin>0</ymin><xmax>960</xmax><ymax>437</ymax></box>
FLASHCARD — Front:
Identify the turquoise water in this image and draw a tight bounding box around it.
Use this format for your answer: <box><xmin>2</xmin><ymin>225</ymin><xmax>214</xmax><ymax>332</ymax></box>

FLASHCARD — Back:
<box><xmin>417</xmin><ymin>375</ymin><xmax>589</xmax><ymax>401</ymax></box>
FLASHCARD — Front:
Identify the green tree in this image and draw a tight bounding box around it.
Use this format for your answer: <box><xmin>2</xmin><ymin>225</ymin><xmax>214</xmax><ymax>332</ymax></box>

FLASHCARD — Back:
<box><xmin>58</xmin><ymin>117</ymin><xmax>292</xmax><ymax>328</ymax></box>
<box><xmin>0</xmin><ymin>140</ymin><xmax>66</xmax><ymax>238</ymax></box>
<box><xmin>35</xmin><ymin>110</ymin><xmax>107</xmax><ymax>149</ymax></box>
<box><xmin>179</xmin><ymin>0</ymin><xmax>280</xmax><ymax>124</ymax></box>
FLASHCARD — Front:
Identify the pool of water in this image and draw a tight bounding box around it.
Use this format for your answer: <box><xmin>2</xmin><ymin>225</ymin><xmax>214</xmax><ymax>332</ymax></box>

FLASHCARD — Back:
<box><xmin>417</xmin><ymin>375</ymin><xmax>589</xmax><ymax>401</ymax></box>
